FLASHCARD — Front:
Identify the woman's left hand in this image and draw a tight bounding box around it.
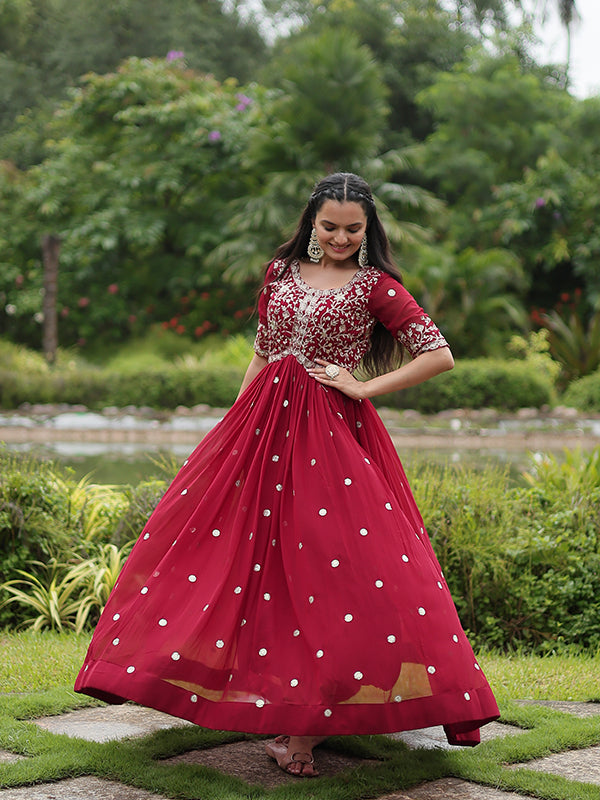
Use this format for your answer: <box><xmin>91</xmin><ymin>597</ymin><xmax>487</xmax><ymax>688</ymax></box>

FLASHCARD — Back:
<box><xmin>307</xmin><ymin>358</ymin><xmax>366</xmax><ymax>400</ymax></box>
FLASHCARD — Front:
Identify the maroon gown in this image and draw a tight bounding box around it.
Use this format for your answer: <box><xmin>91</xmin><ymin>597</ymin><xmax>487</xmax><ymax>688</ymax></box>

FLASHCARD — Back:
<box><xmin>75</xmin><ymin>259</ymin><xmax>499</xmax><ymax>745</ymax></box>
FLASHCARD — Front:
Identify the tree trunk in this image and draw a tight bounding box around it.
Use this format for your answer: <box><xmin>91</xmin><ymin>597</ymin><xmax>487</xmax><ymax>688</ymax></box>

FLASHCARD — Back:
<box><xmin>41</xmin><ymin>234</ymin><xmax>60</xmax><ymax>365</ymax></box>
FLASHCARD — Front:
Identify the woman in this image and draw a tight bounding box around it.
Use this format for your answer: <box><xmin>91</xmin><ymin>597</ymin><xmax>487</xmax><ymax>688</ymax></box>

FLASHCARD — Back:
<box><xmin>75</xmin><ymin>173</ymin><xmax>499</xmax><ymax>778</ymax></box>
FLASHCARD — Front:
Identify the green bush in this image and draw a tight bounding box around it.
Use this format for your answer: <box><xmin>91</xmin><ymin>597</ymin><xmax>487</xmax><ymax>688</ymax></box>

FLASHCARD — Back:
<box><xmin>2</xmin><ymin>447</ymin><xmax>600</xmax><ymax>651</ymax></box>
<box><xmin>562</xmin><ymin>368</ymin><xmax>600</xmax><ymax>412</ymax></box>
<box><xmin>412</xmin><ymin>448</ymin><xmax>600</xmax><ymax>652</ymax></box>
<box><xmin>375</xmin><ymin>358</ymin><xmax>553</xmax><ymax>412</ymax></box>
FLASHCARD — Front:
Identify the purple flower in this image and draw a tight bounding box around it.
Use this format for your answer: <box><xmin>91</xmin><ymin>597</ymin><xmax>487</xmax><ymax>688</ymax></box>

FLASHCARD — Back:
<box><xmin>535</xmin><ymin>197</ymin><xmax>546</xmax><ymax>208</ymax></box>
<box><xmin>208</xmin><ymin>130</ymin><xmax>221</xmax><ymax>142</ymax></box>
<box><xmin>235</xmin><ymin>93</ymin><xmax>252</xmax><ymax>112</ymax></box>
<box><xmin>166</xmin><ymin>50</ymin><xmax>185</xmax><ymax>62</ymax></box>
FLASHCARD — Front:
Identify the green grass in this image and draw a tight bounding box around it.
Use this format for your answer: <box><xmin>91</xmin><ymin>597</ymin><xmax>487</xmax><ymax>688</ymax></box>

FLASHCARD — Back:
<box><xmin>2</xmin><ymin>632</ymin><xmax>600</xmax><ymax>798</ymax></box>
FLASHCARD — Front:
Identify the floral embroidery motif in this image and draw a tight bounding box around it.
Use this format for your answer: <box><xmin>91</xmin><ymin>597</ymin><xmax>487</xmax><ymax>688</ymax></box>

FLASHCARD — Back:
<box><xmin>254</xmin><ymin>259</ymin><xmax>448</xmax><ymax>371</ymax></box>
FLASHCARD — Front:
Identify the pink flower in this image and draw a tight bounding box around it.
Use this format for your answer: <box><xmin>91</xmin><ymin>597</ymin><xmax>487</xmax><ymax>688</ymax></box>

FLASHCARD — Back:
<box><xmin>108</xmin><ymin>283</ymin><xmax>119</xmax><ymax>294</ymax></box>
<box><xmin>78</xmin><ymin>297</ymin><xmax>90</xmax><ymax>308</ymax></box>
<box><xmin>166</xmin><ymin>51</ymin><xmax>185</xmax><ymax>62</ymax></box>
<box><xmin>208</xmin><ymin>130</ymin><xmax>221</xmax><ymax>142</ymax></box>
<box><xmin>535</xmin><ymin>197</ymin><xmax>546</xmax><ymax>208</ymax></box>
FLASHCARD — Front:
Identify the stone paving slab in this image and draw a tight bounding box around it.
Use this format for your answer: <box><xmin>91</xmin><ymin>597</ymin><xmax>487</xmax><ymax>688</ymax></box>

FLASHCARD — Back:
<box><xmin>379</xmin><ymin>778</ymin><xmax>532</xmax><ymax>799</ymax></box>
<box><xmin>0</xmin><ymin>752</ymin><xmax>23</xmax><ymax>764</ymax></box>
<box><xmin>516</xmin><ymin>700</ymin><xmax>600</xmax><ymax>718</ymax></box>
<box><xmin>516</xmin><ymin>744</ymin><xmax>600</xmax><ymax>786</ymax></box>
<box><xmin>0</xmin><ymin>777</ymin><xmax>169</xmax><ymax>799</ymax></box>
<box><xmin>163</xmin><ymin>737</ymin><xmax>377</xmax><ymax>788</ymax></box>
<box><xmin>393</xmin><ymin>720</ymin><xmax>523</xmax><ymax>750</ymax></box>
<box><xmin>34</xmin><ymin>704</ymin><xmax>193</xmax><ymax>742</ymax></box>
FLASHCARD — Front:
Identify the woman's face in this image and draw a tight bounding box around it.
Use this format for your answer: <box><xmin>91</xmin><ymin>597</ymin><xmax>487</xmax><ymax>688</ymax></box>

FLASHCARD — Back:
<box><xmin>313</xmin><ymin>200</ymin><xmax>367</xmax><ymax>263</ymax></box>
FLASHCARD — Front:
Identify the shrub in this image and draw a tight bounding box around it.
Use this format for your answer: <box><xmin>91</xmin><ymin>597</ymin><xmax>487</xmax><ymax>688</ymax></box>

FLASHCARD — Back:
<box><xmin>562</xmin><ymin>368</ymin><xmax>600</xmax><ymax>412</ymax></box>
<box><xmin>375</xmin><ymin>358</ymin><xmax>553</xmax><ymax>413</ymax></box>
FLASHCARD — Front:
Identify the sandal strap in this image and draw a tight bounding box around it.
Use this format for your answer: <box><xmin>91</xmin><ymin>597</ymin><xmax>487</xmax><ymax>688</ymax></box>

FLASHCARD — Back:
<box><xmin>291</xmin><ymin>751</ymin><xmax>314</xmax><ymax>764</ymax></box>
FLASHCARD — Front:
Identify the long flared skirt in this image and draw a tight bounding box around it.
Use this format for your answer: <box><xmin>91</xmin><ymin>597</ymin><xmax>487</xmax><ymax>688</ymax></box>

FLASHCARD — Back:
<box><xmin>75</xmin><ymin>355</ymin><xmax>499</xmax><ymax>745</ymax></box>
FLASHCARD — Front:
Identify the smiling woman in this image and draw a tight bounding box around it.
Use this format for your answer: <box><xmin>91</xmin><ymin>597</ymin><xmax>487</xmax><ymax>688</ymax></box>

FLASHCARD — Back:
<box><xmin>75</xmin><ymin>172</ymin><xmax>497</xmax><ymax>779</ymax></box>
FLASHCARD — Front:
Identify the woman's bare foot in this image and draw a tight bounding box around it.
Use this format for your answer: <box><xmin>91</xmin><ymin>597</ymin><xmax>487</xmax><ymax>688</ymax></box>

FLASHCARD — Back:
<box><xmin>265</xmin><ymin>734</ymin><xmax>326</xmax><ymax>777</ymax></box>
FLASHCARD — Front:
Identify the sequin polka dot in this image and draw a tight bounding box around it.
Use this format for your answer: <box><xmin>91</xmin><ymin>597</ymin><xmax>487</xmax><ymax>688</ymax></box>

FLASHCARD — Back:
<box><xmin>344</xmin><ymin>478</ymin><xmax>352</xmax><ymax>485</ymax></box>
<box><xmin>402</xmin><ymin>554</ymin><xmax>409</xmax><ymax>562</ymax></box>
<box><xmin>344</xmin><ymin>613</ymin><xmax>353</xmax><ymax>622</ymax></box>
<box><xmin>143</xmin><ymin>533</ymin><xmax>150</xmax><ymax>540</ymax></box>
<box><xmin>418</xmin><ymin>607</ymin><xmax>426</xmax><ymax>615</ymax></box>
<box><xmin>359</xmin><ymin>528</ymin><xmax>368</xmax><ymax>536</ymax></box>
<box><xmin>283</xmin><ymin>399</ymin><xmax>289</xmax><ymax>407</ymax></box>
<box><xmin>191</xmin><ymin>694</ymin><xmax>198</xmax><ymax>702</ymax></box>
<box><xmin>298</xmin><ymin>542</ymin><xmax>303</xmax><ymax>550</ymax></box>
<box><xmin>276</xmin><ymin>484</ymin><xmax>283</xmax><ymax>491</ymax></box>
<box><xmin>319</xmin><ymin>508</ymin><xmax>327</xmax><ymax>516</ymax></box>
<box><xmin>375</xmin><ymin>579</ymin><xmax>384</xmax><ymax>588</ymax></box>
<box><xmin>387</xmin><ymin>635</ymin><xmax>396</xmax><ymax>643</ymax></box>
<box><xmin>259</xmin><ymin>648</ymin><xmax>268</xmax><ymax>657</ymax></box>
<box><xmin>112</xmin><ymin>613</ymin><xmax>120</xmax><ymax>621</ymax></box>
<box><xmin>256</xmin><ymin>699</ymin><xmax>265</xmax><ymax>708</ymax></box>
<box><xmin>331</xmin><ymin>559</ymin><xmax>340</xmax><ymax>568</ymax></box>
<box><xmin>356</xmin><ymin>421</ymin><xmax>362</xmax><ymax>428</ymax></box>
<box><xmin>364</xmin><ymin>457</ymin><xmax>371</xmax><ymax>464</ymax></box>
<box><xmin>273</xmin><ymin>376</ymin><xmax>280</xmax><ymax>383</ymax></box>
<box><xmin>188</xmin><ymin>575</ymin><xmax>197</xmax><ymax>583</ymax></box>
<box><xmin>290</xmin><ymin>678</ymin><xmax>299</xmax><ymax>687</ymax></box>
<box><xmin>453</xmin><ymin>634</ymin><xmax>459</xmax><ymax>643</ymax></box>
<box><xmin>253</xmin><ymin>563</ymin><xmax>261</xmax><ymax>571</ymax></box>
<box><xmin>272</xmin><ymin>538</ymin><xmax>277</xmax><ymax>546</ymax></box>
<box><xmin>437</xmin><ymin>581</ymin><xmax>444</xmax><ymax>589</ymax></box>
<box><xmin>394</xmin><ymin>695</ymin><xmax>402</xmax><ymax>703</ymax></box>
<box><xmin>212</xmin><ymin>529</ymin><xmax>221</xmax><ymax>537</ymax></box>
<box><xmin>464</xmin><ymin>692</ymin><xmax>471</xmax><ymax>701</ymax></box>
<box><xmin>158</xmin><ymin>618</ymin><xmax>168</xmax><ymax>627</ymax></box>
<box><xmin>234</xmin><ymin>586</ymin><xmax>242</xmax><ymax>594</ymax></box>
<box><xmin>308</xmin><ymin>595</ymin><xmax>314</xmax><ymax>603</ymax></box>
<box><xmin>263</xmin><ymin>593</ymin><xmax>271</xmax><ymax>601</ymax></box>
<box><xmin>310</xmin><ymin>458</ymin><xmax>317</xmax><ymax>465</ymax></box>
<box><xmin>272</xmin><ymin>455</ymin><xmax>280</xmax><ymax>462</ymax></box>
<box><xmin>235</xmin><ymin>479</ymin><xmax>241</xmax><ymax>487</ymax></box>
<box><xmin>216</xmin><ymin>640</ymin><xmax>224</xmax><ymax>648</ymax></box>
<box><xmin>171</xmin><ymin>652</ymin><xmax>181</xmax><ymax>661</ymax></box>
<box><xmin>324</xmin><ymin>709</ymin><xmax>332</xmax><ymax>717</ymax></box>
<box><xmin>316</xmin><ymin>649</ymin><xmax>324</xmax><ymax>658</ymax></box>
<box><xmin>255</xmin><ymin>428</ymin><xmax>260</xmax><ymax>435</ymax></box>
<box><xmin>183</xmin><ymin>459</ymin><xmax>189</xmax><ymax>466</ymax></box>
<box><xmin>354</xmin><ymin>670</ymin><xmax>363</xmax><ymax>680</ymax></box>
<box><xmin>263</xmin><ymin>509</ymin><xmax>271</xmax><ymax>517</ymax></box>
<box><xmin>293</xmin><ymin>629</ymin><xmax>300</xmax><ymax>637</ymax></box>
<box><xmin>203</xmin><ymin>604</ymin><xmax>209</xmax><ymax>611</ymax></box>
<box><xmin>127</xmin><ymin>666</ymin><xmax>135</xmax><ymax>674</ymax></box>
<box><xmin>112</xmin><ymin>638</ymin><xmax>120</xmax><ymax>646</ymax></box>
<box><xmin>249</xmin><ymin>532</ymin><xmax>254</xmax><ymax>540</ymax></box>
<box><xmin>428</xmin><ymin>666</ymin><xmax>436</xmax><ymax>674</ymax></box>
<box><xmin>241</xmin><ymin>619</ymin><xmax>247</xmax><ymax>626</ymax></box>
<box><xmin>475</xmin><ymin>663</ymin><xmax>481</xmax><ymax>671</ymax></box>
<box><xmin>385</xmin><ymin>502</ymin><xmax>392</xmax><ymax>510</ymax></box>
<box><xmin>140</xmin><ymin>587</ymin><xmax>148</xmax><ymax>595</ymax></box>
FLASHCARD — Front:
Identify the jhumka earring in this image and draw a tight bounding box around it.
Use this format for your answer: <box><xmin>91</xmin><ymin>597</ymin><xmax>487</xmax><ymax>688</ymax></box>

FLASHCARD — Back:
<box><xmin>307</xmin><ymin>228</ymin><xmax>324</xmax><ymax>262</ymax></box>
<box><xmin>358</xmin><ymin>235</ymin><xmax>368</xmax><ymax>267</ymax></box>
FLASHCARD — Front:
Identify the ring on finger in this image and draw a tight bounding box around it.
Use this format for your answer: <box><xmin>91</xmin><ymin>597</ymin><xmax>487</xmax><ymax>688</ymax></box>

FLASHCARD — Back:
<box><xmin>325</xmin><ymin>364</ymin><xmax>340</xmax><ymax>379</ymax></box>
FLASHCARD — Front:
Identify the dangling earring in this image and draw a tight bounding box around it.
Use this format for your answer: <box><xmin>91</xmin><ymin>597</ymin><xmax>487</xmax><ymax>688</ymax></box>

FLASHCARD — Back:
<box><xmin>307</xmin><ymin>228</ymin><xmax>324</xmax><ymax>262</ymax></box>
<box><xmin>358</xmin><ymin>235</ymin><xmax>368</xmax><ymax>267</ymax></box>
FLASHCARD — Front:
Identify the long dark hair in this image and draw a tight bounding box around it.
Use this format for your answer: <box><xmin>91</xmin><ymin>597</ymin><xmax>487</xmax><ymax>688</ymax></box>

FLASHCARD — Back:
<box><xmin>272</xmin><ymin>172</ymin><xmax>404</xmax><ymax>375</ymax></box>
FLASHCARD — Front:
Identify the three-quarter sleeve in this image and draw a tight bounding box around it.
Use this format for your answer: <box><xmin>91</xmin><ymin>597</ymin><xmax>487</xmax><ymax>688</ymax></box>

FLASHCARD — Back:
<box><xmin>368</xmin><ymin>272</ymin><xmax>449</xmax><ymax>359</ymax></box>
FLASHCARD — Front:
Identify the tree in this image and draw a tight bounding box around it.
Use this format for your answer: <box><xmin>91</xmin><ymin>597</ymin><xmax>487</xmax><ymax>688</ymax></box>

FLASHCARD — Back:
<box><xmin>1</xmin><ymin>57</ymin><xmax>262</xmax><ymax>348</ymax></box>
<box><xmin>0</xmin><ymin>0</ymin><xmax>267</xmax><ymax>142</ymax></box>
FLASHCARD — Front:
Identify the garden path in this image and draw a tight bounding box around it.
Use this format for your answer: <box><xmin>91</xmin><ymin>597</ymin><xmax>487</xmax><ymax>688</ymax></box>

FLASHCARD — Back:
<box><xmin>1</xmin><ymin>700</ymin><xmax>599</xmax><ymax>798</ymax></box>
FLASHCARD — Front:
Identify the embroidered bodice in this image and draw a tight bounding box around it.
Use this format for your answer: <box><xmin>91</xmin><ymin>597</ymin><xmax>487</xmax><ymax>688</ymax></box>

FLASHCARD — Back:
<box><xmin>254</xmin><ymin>259</ymin><xmax>448</xmax><ymax>372</ymax></box>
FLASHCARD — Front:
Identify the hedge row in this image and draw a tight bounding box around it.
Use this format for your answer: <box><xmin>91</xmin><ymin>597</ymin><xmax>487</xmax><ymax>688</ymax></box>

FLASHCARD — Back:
<box><xmin>2</xmin><ymin>447</ymin><xmax>599</xmax><ymax>653</ymax></box>
<box><xmin>0</xmin><ymin>357</ymin><xmax>554</xmax><ymax>412</ymax></box>
<box><xmin>563</xmin><ymin>369</ymin><xmax>600</xmax><ymax>412</ymax></box>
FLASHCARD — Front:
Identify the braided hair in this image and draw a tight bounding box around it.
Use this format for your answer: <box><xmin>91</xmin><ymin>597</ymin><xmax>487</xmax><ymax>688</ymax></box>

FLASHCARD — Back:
<box><xmin>272</xmin><ymin>173</ymin><xmax>404</xmax><ymax>375</ymax></box>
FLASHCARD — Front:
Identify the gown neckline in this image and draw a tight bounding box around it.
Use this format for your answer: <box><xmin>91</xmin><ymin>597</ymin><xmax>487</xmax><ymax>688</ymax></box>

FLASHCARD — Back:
<box><xmin>291</xmin><ymin>259</ymin><xmax>367</xmax><ymax>294</ymax></box>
